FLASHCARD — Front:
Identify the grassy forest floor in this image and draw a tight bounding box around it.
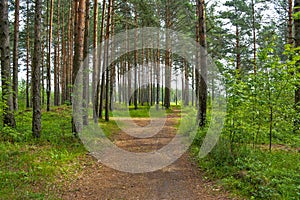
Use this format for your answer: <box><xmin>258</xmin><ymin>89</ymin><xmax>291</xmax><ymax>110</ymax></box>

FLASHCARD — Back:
<box><xmin>0</xmin><ymin>105</ymin><xmax>299</xmax><ymax>199</ymax></box>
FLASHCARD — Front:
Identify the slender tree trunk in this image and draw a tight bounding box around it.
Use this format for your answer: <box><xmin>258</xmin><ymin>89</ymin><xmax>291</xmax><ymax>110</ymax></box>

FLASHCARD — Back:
<box><xmin>54</xmin><ymin>0</ymin><xmax>61</xmax><ymax>106</ymax></box>
<box><xmin>127</xmin><ymin>33</ymin><xmax>132</xmax><ymax>105</ymax></box>
<box><xmin>156</xmin><ymin>38</ymin><xmax>160</xmax><ymax>110</ymax></box>
<box><xmin>251</xmin><ymin>0</ymin><xmax>257</xmax><ymax>74</ymax></box>
<box><xmin>72</xmin><ymin>0</ymin><xmax>86</xmax><ymax>134</ymax></box>
<box><xmin>235</xmin><ymin>15</ymin><xmax>241</xmax><ymax>74</ymax></box>
<box><xmin>93</xmin><ymin>0</ymin><xmax>98</xmax><ymax>119</ymax></box>
<box><xmin>61</xmin><ymin>2</ymin><xmax>67</xmax><ymax>105</ymax></box>
<box><xmin>197</xmin><ymin>0</ymin><xmax>207</xmax><ymax>127</ymax></box>
<box><xmin>134</xmin><ymin>9</ymin><xmax>138</xmax><ymax>110</ymax></box>
<box><xmin>0</xmin><ymin>0</ymin><xmax>16</xmax><ymax>128</ymax></box>
<box><xmin>109</xmin><ymin>5</ymin><xmax>115</xmax><ymax>111</ymax></box>
<box><xmin>13</xmin><ymin>0</ymin><xmax>20</xmax><ymax>111</ymax></box>
<box><xmin>26</xmin><ymin>0</ymin><xmax>31</xmax><ymax>109</ymax></box>
<box><xmin>184</xmin><ymin>60</ymin><xmax>189</xmax><ymax>106</ymax></box>
<box><xmin>105</xmin><ymin>0</ymin><xmax>113</xmax><ymax>121</ymax></box>
<box><xmin>288</xmin><ymin>0</ymin><xmax>293</xmax><ymax>45</ymax></box>
<box><xmin>192</xmin><ymin>64</ymin><xmax>194</xmax><ymax>106</ymax></box>
<box><xmin>47</xmin><ymin>0</ymin><xmax>54</xmax><ymax>111</ymax></box>
<box><xmin>32</xmin><ymin>0</ymin><xmax>42</xmax><ymax>137</ymax></box>
<box><xmin>54</xmin><ymin>45</ymin><xmax>58</xmax><ymax>105</ymax></box>
<box><xmin>41</xmin><ymin>42</ymin><xmax>45</xmax><ymax>105</ymax></box>
<box><xmin>161</xmin><ymin>62</ymin><xmax>164</xmax><ymax>108</ymax></box>
<box><xmin>98</xmin><ymin>0</ymin><xmax>107</xmax><ymax>118</ymax></box>
<box><xmin>175</xmin><ymin>75</ymin><xmax>177</xmax><ymax>105</ymax></box>
<box><xmin>67</xmin><ymin>1</ymin><xmax>74</xmax><ymax>103</ymax></box>
<box><xmin>83</xmin><ymin>0</ymin><xmax>90</xmax><ymax>125</ymax></box>
<box><xmin>164</xmin><ymin>0</ymin><xmax>171</xmax><ymax>109</ymax></box>
<box><xmin>195</xmin><ymin>0</ymin><xmax>200</xmax><ymax>106</ymax></box>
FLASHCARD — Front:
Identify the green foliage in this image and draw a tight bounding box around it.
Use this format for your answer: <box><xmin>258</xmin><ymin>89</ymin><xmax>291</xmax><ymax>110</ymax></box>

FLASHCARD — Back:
<box><xmin>192</xmin><ymin>38</ymin><xmax>300</xmax><ymax>199</ymax></box>
<box><xmin>0</xmin><ymin>106</ymin><xmax>86</xmax><ymax>199</ymax></box>
<box><xmin>192</xmin><ymin>137</ymin><xmax>300</xmax><ymax>199</ymax></box>
<box><xmin>0</xmin><ymin>126</ymin><xmax>25</xmax><ymax>142</ymax></box>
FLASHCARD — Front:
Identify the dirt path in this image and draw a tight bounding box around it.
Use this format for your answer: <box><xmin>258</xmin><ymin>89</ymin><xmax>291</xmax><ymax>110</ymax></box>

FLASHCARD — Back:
<box><xmin>62</xmin><ymin>111</ymin><xmax>232</xmax><ymax>200</ymax></box>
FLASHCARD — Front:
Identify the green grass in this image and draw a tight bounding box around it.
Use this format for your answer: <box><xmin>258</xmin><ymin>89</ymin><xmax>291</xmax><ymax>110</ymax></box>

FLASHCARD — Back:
<box><xmin>109</xmin><ymin>104</ymin><xmax>177</xmax><ymax>118</ymax></box>
<box><xmin>98</xmin><ymin>119</ymin><xmax>121</xmax><ymax>139</ymax></box>
<box><xmin>0</xmin><ymin>103</ymin><xmax>182</xmax><ymax>199</ymax></box>
<box><xmin>191</xmin><ymin>137</ymin><xmax>300</xmax><ymax>199</ymax></box>
<box><xmin>0</xmin><ymin>106</ymin><xmax>87</xmax><ymax>199</ymax></box>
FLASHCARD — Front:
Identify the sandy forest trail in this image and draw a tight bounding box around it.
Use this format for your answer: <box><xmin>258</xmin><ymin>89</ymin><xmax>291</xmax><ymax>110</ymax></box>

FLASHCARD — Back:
<box><xmin>62</xmin><ymin>110</ymin><xmax>232</xmax><ymax>200</ymax></box>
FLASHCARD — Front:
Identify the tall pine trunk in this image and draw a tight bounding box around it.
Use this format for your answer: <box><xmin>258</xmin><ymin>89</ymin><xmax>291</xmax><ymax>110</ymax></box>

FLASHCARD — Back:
<box><xmin>47</xmin><ymin>0</ymin><xmax>54</xmax><ymax>111</ymax></box>
<box><xmin>0</xmin><ymin>0</ymin><xmax>16</xmax><ymax>128</ymax></box>
<box><xmin>105</xmin><ymin>0</ymin><xmax>113</xmax><ymax>121</ymax></box>
<box><xmin>13</xmin><ymin>0</ymin><xmax>20</xmax><ymax>111</ymax></box>
<box><xmin>164</xmin><ymin>0</ymin><xmax>171</xmax><ymax>109</ymax></box>
<box><xmin>93</xmin><ymin>0</ymin><xmax>98</xmax><ymax>119</ymax></box>
<box><xmin>134</xmin><ymin>9</ymin><xmax>138</xmax><ymax>110</ymax></box>
<box><xmin>54</xmin><ymin>0</ymin><xmax>61</xmax><ymax>106</ymax></box>
<box><xmin>26</xmin><ymin>0</ymin><xmax>31</xmax><ymax>109</ymax></box>
<box><xmin>251</xmin><ymin>0</ymin><xmax>257</xmax><ymax>74</ymax></box>
<box><xmin>99</xmin><ymin>0</ymin><xmax>107</xmax><ymax>118</ymax></box>
<box><xmin>32</xmin><ymin>0</ymin><xmax>42</xmax><ymax>137</ymax></box>
<box><xmin>61</xmin><ymin>1</ymin><xmax>67</xmax><ymax>105</ymax></box>
<box><xmin>83</xmin><ymin>0</ymin><xmax>90</xmax><ymax>125</ymax></box>
<box><xmin>288</xmin><ymin>0</ymin><xmax>293</xmax><ymax>45</ymax></box>
<box><xmin>72</xmin><ymin>0</ymin><xmax>86</xmax><ymax>134</ymax></box>
<box><xmin>197</xmin><ymin>0</ymin><xmax>207</xmax><ymax>127</ymax></box>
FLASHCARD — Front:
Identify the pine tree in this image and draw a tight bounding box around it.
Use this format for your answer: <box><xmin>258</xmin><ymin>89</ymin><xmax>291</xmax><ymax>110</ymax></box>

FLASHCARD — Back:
<box><xmin>13</xmin><ymin>0</ymin><xmax>20</xmax><ymax>111</ymax></box>
<box><xmin>0</xmin><ymin>0</ymin><xmax>16</xmax><ymax>128</ymax></box>
<box><xmin>72</xmin><ymin>0</ymin><xmax>86</xmax><ymax>134</ymax></box>
<box><xmin>32</xmin><ymin>0</ymin><xmax>42</xmax><ymax>137</ymax></box>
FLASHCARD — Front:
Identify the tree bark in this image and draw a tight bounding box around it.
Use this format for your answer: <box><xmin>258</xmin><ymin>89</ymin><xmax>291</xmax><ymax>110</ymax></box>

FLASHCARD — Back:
<box><xmin>72</xmin><ymin>0</ymin><xmax>86</xmax><ymax>134</ymax></box>
<box><xmin>197</xmin><ymin>0</ymin><xmax>207</xmax><ymax>127</ymax></box>
<box><xmin>47</xmin><ymin>0</ymin><xmax>54</xmax><ymax>111</ymax></box>
<box><xmin>32</xmin><ymin>0</ymin><xmax>42</xmax><ymax>137</ymax></box>
<box><xmin>288</xmin><ymin>0</ymin><xmax>293</xmax><ymax>45</ymax></box>
<box><xmin>105</xmin><ymin>0</ymin><xmax>113</xmax><ymax>121</ymax></box>
<box><xmin>156</xmin><ymin>33</ymin><xmax>160</xmax><ymax>110</ymax></box>
<box><xmin>67</xmin><ymin>0</ymin><xmax>75</xmax><ymax>103</ymax></box>
<box><xmin>83</xmin><ymin>0</ymin><xmax>90</xmax><ymax>125</ymax></box>
<box><xmin>164</xmin><ymin>0</ymin><xmax>171</xmax><ymax>109</ymax></box>
<box><xmin>235</xmin><ymin>5</ymin><xmax>241</xmax><ymax>75</ymax></box>
<box><xmin>251</xmin><ymin>0</ymin><xmax>257</xmax><ymax>74</ymax></box>
<box><xmin>0</xmin><ymin>0</ymin><xmax>16</xmax><ymax>128</ymax></box>
<box><xmin>184</xmin><ymin>60</ymin><xmax>189</xmax><ymax>106</ymax></box>
<box><xmin>54</xmin><ymin>0</ymin><xmax>61</xmax><ymax>106</ymax></box>
<box><xmin>26</xmin><ymin>0</ymin><xmax>31</xmax><ymax>109</ymax></box>
<box><xmin>134</xmin><ymin>9</ymin><xmax>138</xmax><ymax>110</ymax></box>
<box><xmin>61</xmin><ymin>1</ymin><xmax>67</xmax><ymax>105</ymax></box>
<box><xmin>13</xmin><ymin>0</ymin><xmax>20</xmax><ymax>111</ymax></box>
<box><xmin>93</xmin><ymin>0</ymin><xmax>98</xmax><ymax>119</ymax></box>
<box><xmin>99</xmin><ymin>0</ymin><xmax>107</xmax><ymax>118</ymax></box>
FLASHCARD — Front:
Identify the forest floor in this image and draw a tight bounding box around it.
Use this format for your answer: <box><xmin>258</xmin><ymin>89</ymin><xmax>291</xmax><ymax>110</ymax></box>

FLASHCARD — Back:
<box><xmin>61</xmin><ymin>110</ymin><xmax>233</xmax><ymax>200</ymax></box>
